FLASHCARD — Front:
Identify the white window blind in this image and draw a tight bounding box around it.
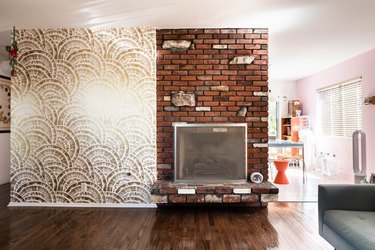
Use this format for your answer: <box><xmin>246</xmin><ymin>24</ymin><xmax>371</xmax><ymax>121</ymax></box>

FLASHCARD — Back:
<box><xmin>317</xmin><ymin>78</ymin><xmax>362</xmax><ymax>137</ymax></box>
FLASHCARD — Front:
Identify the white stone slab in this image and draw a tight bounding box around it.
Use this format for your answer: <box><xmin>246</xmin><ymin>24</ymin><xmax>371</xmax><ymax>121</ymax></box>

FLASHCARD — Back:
<box><xmin>233</xmin><ymin>188</ymin><xmax>252</xmax><ymax>194</ymax></box>
<box><xmin>212</xmin><ymin>44</ymin><xmax>228</xmax><ymax>49</ymax></box>
<box><xmin>253</xmin><ymin>92</ymin><xmax>268</xmax><ymax>96</ymax></box>
<box><xmin>196</xmin><ymin>107</ymin><xmax>211</xmax><ymax>111</ymax></box>
<box><xmin>162</xmin><ymin>40</ymin><xmax>191</xmax><ymax>50</ymax></box>
<box><xmin>178</xmin><ymin>189</ymin><xmax>196</xmax><ymax>194</ymax></box>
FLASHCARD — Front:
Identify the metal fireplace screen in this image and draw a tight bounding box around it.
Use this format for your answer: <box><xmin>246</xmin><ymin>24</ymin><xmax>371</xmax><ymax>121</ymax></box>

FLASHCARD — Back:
<box><xmin>174</xmin><ymin>123</ymin><xmax>247</xmax><ymax>183</ymax></box>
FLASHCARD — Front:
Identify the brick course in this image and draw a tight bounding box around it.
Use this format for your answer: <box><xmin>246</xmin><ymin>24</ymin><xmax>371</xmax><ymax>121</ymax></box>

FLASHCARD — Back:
<box><xmin>157</xmin><ymin>28</ymin><xmax>269</xmax><ymax>181</ymax></box>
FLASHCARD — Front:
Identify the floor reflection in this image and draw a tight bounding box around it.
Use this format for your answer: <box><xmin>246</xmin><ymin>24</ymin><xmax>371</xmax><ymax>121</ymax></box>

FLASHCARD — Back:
<box><xmin>149</xmin><ymin>206</ymin><xmax>279</xmax><ymax>249</ymax></box>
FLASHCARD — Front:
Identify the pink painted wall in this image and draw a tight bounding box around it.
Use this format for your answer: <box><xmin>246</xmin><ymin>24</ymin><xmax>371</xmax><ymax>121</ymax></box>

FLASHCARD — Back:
<box><xmin>296</xmin><ymin>48</ymin><xmax>375</xmax><ymax>180</ymax></box>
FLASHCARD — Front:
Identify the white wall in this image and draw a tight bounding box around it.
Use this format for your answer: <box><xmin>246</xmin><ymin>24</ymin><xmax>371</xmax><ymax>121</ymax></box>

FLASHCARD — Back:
<box><xmin>0</xmin><ymin>133</ymin><xmax>10</xmax><ymax>184</ymax></box>
<box><xmin>296</xmin><ymin>49</ymin><xmax>375</xmax><ymax>179</ymax></box>
<box><xmin>269</xmin><ymin>80</ymin><xmax>298</xmax><ymax>118</ymax></box>
<box><xmin>0</xmin><ymin>47</ymin><xmax>10</xmax><ymax>185</ymax></box>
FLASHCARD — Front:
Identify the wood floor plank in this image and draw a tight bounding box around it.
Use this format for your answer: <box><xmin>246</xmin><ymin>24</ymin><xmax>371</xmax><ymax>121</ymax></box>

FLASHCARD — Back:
<box><xmin>0</xmin><ymin>183</ymin><xmax>332</xmax><ymax>249</ymax></box>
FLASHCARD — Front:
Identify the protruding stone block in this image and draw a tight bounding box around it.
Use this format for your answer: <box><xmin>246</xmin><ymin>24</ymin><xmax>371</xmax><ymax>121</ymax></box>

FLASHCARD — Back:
<box><xmin>221</xmin><ymin>29</ymin><xmax>237</xmax><ymax>34</ymax></box>
<box><xmin>196</xmin><ymin>107</ymin><xmax>211</xmax><ymax>112</ymax></box>
<box><xmin>178</xmin><ymin>189</ymin><xmax>196</xmax><ymax>194</ymax></box>
<box><xmin>163</xmin><ymin>96</ymin><xmax>171</xmax><ymax>101</ymax></box>
<box><xmin>253</xmin><ymin>143</ymin><xmax>268</xmax><ymax>148</ymax></box>
<box><xmin>212</xmin><ymin>44</ymin><xmax>228</xmax><ymax>49</ymax></box>
<box><xmin>233</xmin><ymin>188</ymin><xmax>251</xmax><ymax>194</ymax></box>
<box><xmin>237</xmin><ymin>107</ymin><xmax>247</xmax><ymax>117</ymax></box>
<box><xmin>253</xmin><ymin>92</ymin><xmax>268</xmax><ymax>96</ymax></box>
<box><xmin>172</xmin><ymin>122</ymin><xmax>187</xmax><ymax>126</ymax></box>
<box><xmin>254</xmin><ymin>28</ymin><xmax>268</xmax><ymax>34</ymax></box>
<box><xmin>229</xmin><ymin>55</ymin><xmax>255</xmax><ymax>65</ymax></box>
<box><xmin>210</xmin><ymin>85</ymin><xmax>229</xmax><ymax>91</ymax></box>
<box><xmin>205</xmin><ymin>194</ymin><xmax>222</xmax><ymax>203</ymax></box>
<box><xmin>162</xmin><ymin>40</ymin><xmax>191</xmax><ymax>50</ymax></box>
<box><xmin>171</xmin><ymin>91</ymin><xmax>196</xmax><ymax>107</ymax></box>
<box><xmin>248</xmin><ymin>138</ymin><xmax>262</xmax><ymax>143</ymax></box>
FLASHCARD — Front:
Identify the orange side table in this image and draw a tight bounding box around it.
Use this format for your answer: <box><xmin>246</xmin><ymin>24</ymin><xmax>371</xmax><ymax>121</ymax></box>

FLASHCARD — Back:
<box><xmin>274</xmin><ymin>160</ymin><xmax>289</xmax><ymax>184</ymax></box>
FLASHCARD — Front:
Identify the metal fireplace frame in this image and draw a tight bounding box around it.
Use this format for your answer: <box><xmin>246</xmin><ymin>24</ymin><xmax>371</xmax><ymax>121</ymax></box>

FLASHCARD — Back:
<box><xmin>173</xmin><ymin>123</ymin><xmax>248</xmax><ymax>184</ymax></box>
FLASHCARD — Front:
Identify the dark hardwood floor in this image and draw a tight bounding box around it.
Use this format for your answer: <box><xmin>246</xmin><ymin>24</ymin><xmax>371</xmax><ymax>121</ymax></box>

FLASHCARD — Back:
<box><xmin>0</xmin><ymin>183</ymin><xmax>332</xmax><ymax>249</ymax></box>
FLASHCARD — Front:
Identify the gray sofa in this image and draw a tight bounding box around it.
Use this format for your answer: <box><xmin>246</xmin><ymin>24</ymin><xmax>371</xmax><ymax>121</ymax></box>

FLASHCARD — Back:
<box><xmin>318</xmin><ymin>184</ymin><xmax>375</xmax><ymax>250</ymax></box>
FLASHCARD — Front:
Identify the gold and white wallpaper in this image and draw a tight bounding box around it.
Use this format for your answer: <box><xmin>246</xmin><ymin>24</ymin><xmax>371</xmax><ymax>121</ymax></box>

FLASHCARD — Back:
<box><xmin>10</xmin><ymin>28</ymin><xmax>156</xmax><ymax>204</ymax></box>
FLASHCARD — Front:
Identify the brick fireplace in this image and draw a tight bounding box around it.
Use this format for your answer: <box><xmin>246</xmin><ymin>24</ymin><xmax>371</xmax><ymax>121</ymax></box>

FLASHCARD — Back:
<box><xmin>152</xmin><ymin>28</ymin><xmax>277</xmax><ymax>206</ymax></box>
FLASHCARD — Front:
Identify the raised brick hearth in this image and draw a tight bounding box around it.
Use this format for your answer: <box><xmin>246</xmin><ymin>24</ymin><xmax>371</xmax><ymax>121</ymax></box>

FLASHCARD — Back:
<box><xmin>151</xmin><ymin>181</ymin><xmax>278</xmax><ymax>207</ymax></box>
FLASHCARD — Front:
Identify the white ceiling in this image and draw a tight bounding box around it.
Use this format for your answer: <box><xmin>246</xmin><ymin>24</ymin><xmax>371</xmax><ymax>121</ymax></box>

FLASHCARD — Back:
<box><xmin>0</xmin><ymin>0</ymin><xmax>374</xmax><ymax>82</ymax></box>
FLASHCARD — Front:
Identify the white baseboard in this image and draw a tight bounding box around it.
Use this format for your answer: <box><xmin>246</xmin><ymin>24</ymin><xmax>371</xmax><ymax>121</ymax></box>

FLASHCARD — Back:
<box><xmin>8</xmin><ymin>202</ymin><xmax>157</xmax><ymax>208</ymax></box>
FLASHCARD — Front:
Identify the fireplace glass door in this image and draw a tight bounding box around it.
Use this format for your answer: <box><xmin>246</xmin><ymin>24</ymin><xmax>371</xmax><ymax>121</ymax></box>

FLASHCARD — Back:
<box><xmin>174</xmin><ymin>123</ymin><xmax>247</xmax><ymax>183</ymax></box>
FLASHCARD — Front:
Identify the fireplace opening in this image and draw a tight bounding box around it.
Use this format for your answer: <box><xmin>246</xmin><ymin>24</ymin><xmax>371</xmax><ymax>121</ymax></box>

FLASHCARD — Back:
<box><xmin>174</xmin><ymin>123</ymin><xmax>247</xmax><ymax>183</ymax></box>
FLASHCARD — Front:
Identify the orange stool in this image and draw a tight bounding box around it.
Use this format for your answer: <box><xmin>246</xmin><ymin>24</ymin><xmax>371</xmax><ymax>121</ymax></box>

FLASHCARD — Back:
<box><xmin>274</xmin><ymin>160</ymin><xmax>289</xmax><ymax>184</ymax></box>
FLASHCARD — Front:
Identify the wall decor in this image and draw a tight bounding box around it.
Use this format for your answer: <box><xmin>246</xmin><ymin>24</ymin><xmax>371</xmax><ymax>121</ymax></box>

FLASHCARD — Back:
<box><xmin>11</xmin><ymin>28</ymin><xmax>156</xmax><ymax>204</ymax></box>
<box><xmin>6</xmin><ymin>26</ymin><xmax>19</xmax><ymax>77</ymax></box>
<box><xmin>0</xmin><ymin>76</ymin><xmax>10</xmax><ymax>132</ymax></box>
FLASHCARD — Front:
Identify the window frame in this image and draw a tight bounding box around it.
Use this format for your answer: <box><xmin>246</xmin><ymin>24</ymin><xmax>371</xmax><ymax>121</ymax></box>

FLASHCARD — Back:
<box><xmin>317</xmin><ymin>77</ymin><xmax>362</xmax><ymax>137</ymax></box>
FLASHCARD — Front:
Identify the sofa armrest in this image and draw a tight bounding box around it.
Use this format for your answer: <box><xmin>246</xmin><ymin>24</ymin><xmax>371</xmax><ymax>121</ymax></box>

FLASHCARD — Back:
<box><xmin>318</xmin><ymin>184</ymin><xmax>375</xmax><ymax>235</ymax></box>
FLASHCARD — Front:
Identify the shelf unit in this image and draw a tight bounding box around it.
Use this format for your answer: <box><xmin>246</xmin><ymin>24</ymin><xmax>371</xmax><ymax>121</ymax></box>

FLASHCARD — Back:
<box><xmin>281</xmin><ymin>117</ymin><xmax>291</xmax><ymax>140</ymax></box>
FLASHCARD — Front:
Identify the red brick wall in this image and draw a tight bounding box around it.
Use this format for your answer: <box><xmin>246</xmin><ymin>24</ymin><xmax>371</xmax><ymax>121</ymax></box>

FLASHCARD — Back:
<box><xmin>156</xmin><ymin>28</ymin><xmax>269</xmax><ymax>181</ymax></box>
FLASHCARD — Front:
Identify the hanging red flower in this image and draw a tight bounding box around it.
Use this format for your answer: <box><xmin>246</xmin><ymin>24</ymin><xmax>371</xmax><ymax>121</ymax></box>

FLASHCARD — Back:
<box><xmin>9</xmin><ymin>48</ymin><xmax>18</xmax><ymax>59</ymax></box>
<box><xmin>6</xmin><ymin>26</ymin><xmax>18</xmax><ymax>77</ymax></box>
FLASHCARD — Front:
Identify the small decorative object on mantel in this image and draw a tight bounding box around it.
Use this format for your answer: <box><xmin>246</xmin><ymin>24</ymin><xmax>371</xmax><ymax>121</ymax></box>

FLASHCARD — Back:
<box><xmin>370</xmin><ymin>173</ymin><xmax>375</xmax><ymax>184</ymax></box>
<box><xmin>364</xmin><ymin>96</ymin><xmax>375</xmax><ymax>105</ymax></box>
<box><xmin>6</xmin><ymin>26</ymin><xmax>18</xmax><ymax>77</ymax></box>
<box><xmin>250</xmin><ymin>172</ymin><xmax>263</xmax><ymax>184</ymax></box>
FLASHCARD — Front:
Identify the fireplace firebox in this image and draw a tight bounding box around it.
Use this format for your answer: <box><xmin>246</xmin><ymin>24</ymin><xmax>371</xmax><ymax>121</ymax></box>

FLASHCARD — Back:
<box><xmin>174</xmin><ymin>123</ymin><xmax>247</xmax><ymax>184</ymax></box>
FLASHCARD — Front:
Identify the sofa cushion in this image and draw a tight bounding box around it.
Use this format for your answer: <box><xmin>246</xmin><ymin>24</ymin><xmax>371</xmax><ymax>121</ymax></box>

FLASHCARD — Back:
<box><xmin>324</xmin><ymin>210</ymin><xmax>375</xmax><ymax>250</ymax></box>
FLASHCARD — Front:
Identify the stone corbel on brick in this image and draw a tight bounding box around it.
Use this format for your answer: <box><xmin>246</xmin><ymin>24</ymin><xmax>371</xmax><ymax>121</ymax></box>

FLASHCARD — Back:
<box><xmin>162</xmin><ymin>40</ymin><xmax>192</xmax><ymax>50</ymax></box>
<box><xmin>229</xmin><ymin>55</ymin><xmax>255</xmax><ymax>64</ymax></box>
<box><xmin>171</xmin><ymin>91</ymin><xmax>196</xmax><ymax>107</ymax></box>
<box><xmin>237</xmin><ymin>107</ymin><xmax>247</xmax><ymax>117</ymax></box>
<box><xmin>210</xmin><ymin>85</ymin><xmax>229</xmax><ymax>91</ymax></box>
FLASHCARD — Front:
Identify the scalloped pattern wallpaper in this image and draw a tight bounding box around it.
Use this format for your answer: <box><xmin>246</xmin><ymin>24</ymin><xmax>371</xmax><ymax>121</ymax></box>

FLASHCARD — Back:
<box><xmin>10</xmin><ymin>28</ymin><xmax>156</xmax><ymax>204</ymax></box>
